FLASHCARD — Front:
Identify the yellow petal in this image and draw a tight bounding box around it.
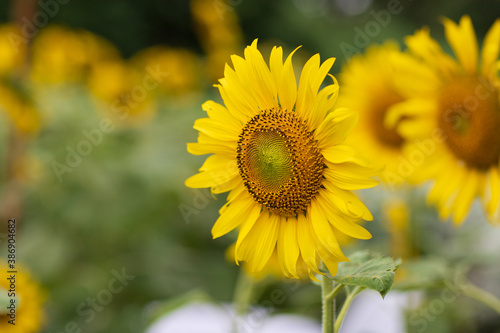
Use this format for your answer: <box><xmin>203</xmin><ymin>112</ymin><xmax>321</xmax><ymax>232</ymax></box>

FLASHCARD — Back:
<box><xmin>277</xmin><ymin>216</ymin><xmax>300</xmax><ymax>278</ymax></box>
<box><xmin>309</xmin><ymin>199</ymin><xmax>348</xmax><ymax>262</ymax></box>
<box><xmin>296</xmin><ymin>54</ymin><xmax>335</xmax><ymax>121</ymax></box>
<box><xmin>269</xmin><ymin>45</ymin><xmax>299</xmax><ymax>112</ymax></box>
<box><xmin>442</xmin><ymin>15</ymin><xmax>478</xmax><ymax>75</ymax></box>
<box><xmin>307</xmin><ymin>75</ymin><xmax>339</xmax><ymax>131</ymax></box>
<box><xmin>320</xmin><ymin>259</ymin><xmax>339</xmax><ymax>277</ymax></box>
<box><xmin>324</xmin><ymin>163</ymin><xmax>378</xmax><ymax>190</ymax></box>
<box><xmin>237</xmin><ymin>212</ymin><xmax>280</xmax><ymax>272</ymax></box>
<box><xmin>193</xmin><ymin>118</ymin><xmax>239</xmax><ymax>142</ymax></box>
<box><xmin>405</xmin><ymin>27</ymin><xmax>458</xmax><ymax>77</ymax></box>
<box><xmin>321</xmin><ymin>181</ymin><xmax>373</xmax><ymax>220</ymax></box>
<box><xmin>185</xmin><ymin>155</ymin><xmax>238</xmax><ymax>189</ymax></box>
<box><xmin>316</xmin><ymin>108</ymin><xmax>358</xmax><ymax>148</ymax></box>
<box><xmin>187</xmin><ymin>141</ymin><xmax>234</xmax><ymax>156</ymax></box>
<box><xmin>321</xmin><ymin>144</ymin><xmax>369</xmax><ymax>166</ymax></box>
<box><xmin>212</xmin><ymin>175</ymin><xmax>241</xmax><ymax>194</ymax></box>
<box><xmin>481</xmin><ymin>19</ymin><xmax>500</xmax><ymax>77</ymax></box>
<box><xmin>452</xmin><ymin>169</ymin><xmax>479</xmax><ymax>225</ymax></box>
<box><xmin>202</xmin><ymin>100</ymin><xmax>242</xmax><ymax>130</ymax></box>
<box><xmin>486</xmin><ymin>167</ymin><xmax>500</xmax><ymax>217</ymax></box>
<box><xmin>216</xmin><ymin>82</ymin><xmax>254</xmax><ymax>123</ymax></box>
<box><xmin>216</xmin><ymin>66</ymin><xmax>259</xmax><ymax>120</ymax></box>
<box><xmin>316</xmin><ymin>195</ymin><xmax>372</xmax><ymax>239</ymax></box>
<box><xmin>396</xmin><ymin>116</ymin><xmax>436</xmax><ymax>140</ymax></box>
<box><xmin>296</xmin><ymin>214</ymin><xmax>320</xmax><ymax>274</ymax></box>
<box><xmin>212</xmin><ymin>194</ymin><xmax>255</xmax><ymax>238</ymax></box>
<box><xmin>235</xmin><ymin>204</ymin><xmax>263</xmax><ymax>259</ymax></box>
<box><xmin>384</xmin><ymin>98</ymin><xmax>436</xmax><ymax>129</ymax></box>
<box><xmin>242</xmin><ymin>39</ymin><xmax>278</xmax><ymax>110</ymax></box>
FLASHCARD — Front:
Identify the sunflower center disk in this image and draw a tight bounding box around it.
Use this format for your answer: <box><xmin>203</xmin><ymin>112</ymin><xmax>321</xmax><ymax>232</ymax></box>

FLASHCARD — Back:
<box><xmin>438</xmin><ymin>77</ymin><xmax>500</xmax><ymax>169</ymax></box>
<box><xmin>237</xmin><ymin>108</ymin><xmax>324</xmax><ymax>217</ymax></box>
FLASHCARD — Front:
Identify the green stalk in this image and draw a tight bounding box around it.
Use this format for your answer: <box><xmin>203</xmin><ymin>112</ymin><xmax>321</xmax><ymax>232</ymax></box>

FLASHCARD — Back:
<box><xmin>321</xmin><ymin>263</ymin><xmax>335</xmax><ymax>333</ymax></box>
<box><xmin>334</xmin><ymin>287</ymin><xmax>365</xmax><ymax>333</ymax></box>
<box><xmin>325</xmin><ymin>283</ymin><xmax>345</xmax><ymax>302</ymax></box>
<box><xmin>233</xmin><ymin>269</ymin><xmax>255</xmax><ymax>315</ymax></box>
<box><xmin>459</xmin><ymin>282</ymin><xmax>500</xmax><ymax>314</ymax></box>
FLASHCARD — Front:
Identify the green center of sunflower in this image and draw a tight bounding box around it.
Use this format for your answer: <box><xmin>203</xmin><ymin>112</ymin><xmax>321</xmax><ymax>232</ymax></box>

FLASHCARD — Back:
<box><xmin>437</xmin><ymin>77</ymin><xmax>500</xmax><ymax>170</ymax></box>
<box><xmin>237</xmin><ymin>108</ymin><xmax>324</xmax><ymax>217</ymax></box>
<box><xmin>250</xmin><ymin>131</ymin><xmax>292</xmax><ymax>191</ymax></box>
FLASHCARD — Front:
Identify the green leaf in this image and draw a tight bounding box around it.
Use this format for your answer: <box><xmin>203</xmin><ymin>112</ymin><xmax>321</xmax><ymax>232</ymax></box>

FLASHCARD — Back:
<box><xmin>331</xmin><ymin>251</ymin><xmax>402</xmax><ymax>298</ymax></box>
<box><xmin>393</xmin><ymin>257</ymin><xmax>451</xmax><ymax>291</ymax></box>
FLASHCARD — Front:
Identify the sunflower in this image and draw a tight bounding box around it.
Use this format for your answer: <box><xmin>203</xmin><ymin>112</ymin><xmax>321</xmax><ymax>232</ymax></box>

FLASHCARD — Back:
<box><xmin>186</xmin><ymin>40</ymin><xmax>377</xmax><ymax>279</ymax></box>
<box><xmin>30</xmin><ymin>25</ymin><xmax>119</xmax><ymax>84</ymax></box>
<box><xmin>0</xmin><ymin>24</ymin><xmax>27</xmax><ymax>76</ymax></box>
<box><xmin>0</xmin><ymin>264</ymin><xmax>45</xmax><ymax>333</ymax></box>
<box><xmin>190</xmin><ymin>0</ymin><xmax>243</xmax><ymax>82</ymax></box>
<box><xmin>337</xmin><ymin>42</ymin><xmax>431</xmax><ymax>187</ymax></box>
<box><xmin>387</xmin><ymin>16</ymin><xmax>500</xmax><ymax>224</ymax></box>
<box><xmin>131</xmin><ymin>46</ymin><xmax>202</xmax><ymax>96</ymax></box>
<box><xmin>0</xmin><ymin>82</ymin><xmax>40</xmax><ymax>135</ymax></box>
<box><xmin>87</xmin><ymin>59</ymin><xmax>155</xmax><ymax>125</ymax></box>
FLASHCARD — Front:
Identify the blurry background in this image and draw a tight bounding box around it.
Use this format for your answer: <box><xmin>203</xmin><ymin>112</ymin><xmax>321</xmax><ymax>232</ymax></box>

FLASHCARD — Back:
<box><xmin>0</xmin><ymin>0</ymin><xmax>499</xmax><ymax>332</ymax></box>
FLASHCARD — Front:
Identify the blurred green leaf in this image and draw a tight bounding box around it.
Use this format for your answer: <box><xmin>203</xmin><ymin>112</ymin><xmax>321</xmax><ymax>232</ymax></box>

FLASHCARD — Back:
<box><xmin>394</xmin><ymin>257</ymin><xmax>452</xmax><ymax>291</ymax></box>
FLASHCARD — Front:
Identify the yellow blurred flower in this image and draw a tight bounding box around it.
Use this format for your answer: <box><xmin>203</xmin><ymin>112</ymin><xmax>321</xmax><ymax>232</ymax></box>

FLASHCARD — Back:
<box><xmin>131</xmin><ymin>46</ymin><xmax>201</xmax><ymax>96</ymax></box>
<box><xmin>0</xmin><ymin>82</ymin><xmax>40</xmax><ymax>135</ymax></box>
<box><xmin>87</xmin><ymin>59</ymin><xmax>155</xmax><ymax>124</ymax></box>
<box><xmin>387</xmin><ymin>16</ymin><xmax>500</xmax><ymax>225</ymax></box>
<box><xmin>0</xmin><ymin>24</ymin><xmax>27</xmax><ymax>77</ymax></box>
<box><xmin>190</xmin><ymin>0</ymin><xmax>243</xmax><ymax>81</ymax></box>
<box><xmin>383</xmin><ymin>198</ymin><xmax>413</xmax><ymax>260</ymax></box>
<box><xmin>30</xmin><ymin>25</ymin><xmax>119</xmax><ymax>84</ymax></box>
<box><xmin>0</xmin><ymin>264</ymin><xmax>45</xmax><ymax>333</ymax></box>
<box><xmin>337</xmin><ymin>42</ymin><xmax>429</xmax><ymax>187</ymax></box>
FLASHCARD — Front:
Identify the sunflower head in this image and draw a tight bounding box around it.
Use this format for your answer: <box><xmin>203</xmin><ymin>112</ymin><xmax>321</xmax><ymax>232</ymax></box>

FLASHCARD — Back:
<box><xmin>237</xmin><ymin>108</ymin><xmax>324</xmax><ymax>217</ymax></box>
<box><xmin>337</xmin><ymin>42</ymin><xmax>428</xmax><ymax>187</ymax></box>
<box><xmin>0</xmin><ymin>264</ymin><xmax>46</xmax><ymax>333</ymax></box>
<box><xmin>387</xmin><ymin>16</ymin><xmax>500</xmax><ymax>224</ymax></box>
<box><xmin>186</xmin><ymin>40</ymin><xmax>377</xmax><ymax>279</ymax></box>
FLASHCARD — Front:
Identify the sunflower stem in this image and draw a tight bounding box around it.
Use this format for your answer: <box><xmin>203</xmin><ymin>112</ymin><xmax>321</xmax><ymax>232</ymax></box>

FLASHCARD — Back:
<box><xmin>233</xmin><ymin>269</ymin><xmax>255</xmax><ymax>315</ymax></box>
<box><xmin>321</xmin><ymin>263</ymin><xmax>335</xmax><ymax>333</ymax></box>
<box><xmin>325</xmin><ymin>283</ymin><xmax>344</xmax><ymax>302</ymax></box>
<box><xmin>458</xmin><ymin>281</ymin><xmax>500</xmax><ymax>314</ymax></box>
<box><xmin>334</xmin><ymin>286</ymin><xmax>364</xmax><ymax>333</ymax></box>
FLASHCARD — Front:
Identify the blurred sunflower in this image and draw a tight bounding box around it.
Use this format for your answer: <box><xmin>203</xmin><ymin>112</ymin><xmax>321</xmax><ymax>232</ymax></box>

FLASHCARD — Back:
<box><xmin>0</xmin><ymin>82</ymin><xmax>40</xmax><ymax>135</ymax></box>
<box><xmin>131</xmin><ymin>46</ymin><xmax>201</xmax><ymax>96</ymax></box>
<box><xmin>190</xmin><ymin>0</ymin><xmax>243</xmax><ymax>81</ymax></box>
<box><xmin>0</xmin><ymin>264</ymin><xmax>45</xmax><ymax>333</ymax></box>
<box><xmin>0</xmin><ymin>25</ymin><xmax>39</xmax><ymax>136</ymax></box>
<box><xmin>186</xmin><ymin>40</ymin><xmax>377</xmax><ymax>279</ymax></box>
<box><xmin>30</xmin><ymin>25</ymin><xmax>119</xmax><ymax>84</ymax></box>
<box><xmin>87</xmin><ymin>59</ymin><xmax>155</xmax><ymax>125</ymax></box>
<box><xmin>387</xmin><ymin>16</ymin><xmax>500</xmax><ymax>224</ymax></box>
<box><xmin>337</xmin><ymin>42</ymin><xmax>431</xmax><ymax>186</ymax></box>
<box><xmin>383</xmin><ymin>198</ymin><xmax>413</xmax><ymax>260</ymax></box>
<box><xmin>0</xmin><ymin>24</ymin><xmax>27</xmax><ymax>77</ymax></box>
